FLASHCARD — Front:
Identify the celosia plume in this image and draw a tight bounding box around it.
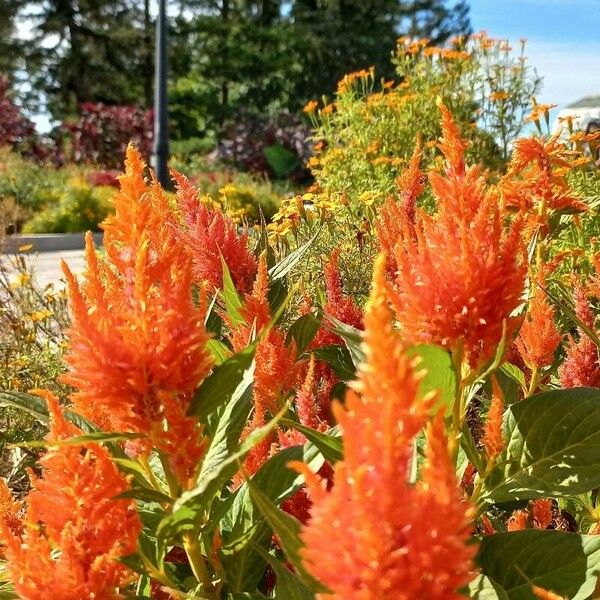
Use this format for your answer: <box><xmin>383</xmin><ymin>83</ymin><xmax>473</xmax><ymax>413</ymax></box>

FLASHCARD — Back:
<box><xmin>531</xmin><ymin>498</ymin><xmax>553</xmax><ymax>530</ymax></box>
<box><xmin>482</xmin><ymin>376</ymin><xmax>504</xmax><ymax>460</ymax></box>
<box><xmin>515</xmin><ymin>281</ymin><xmax>561</xmax><ymax>370</ymax></box>
<box><xmin>171</xmin><ymin>170</ymin><xmax>257</xmax><ymax>294</ymax></box>
<box><xmin>0</xmin><ymin>391</ymin><xmax>140</xmax><ymax>600</ymax></box>
<box><xmin>559</xmin><ymin>287</ymin><xmax>600</xmax><ymax>388</ymax></box>
<box><xmin>290</xmin><ymin>255</ymin><xmax>475</xmax><ymax>599</ymax></box>
<box><xmin>507</xmin><ymin>509</ymin><xmax>528</xmax><ymax>531</ymax></box>
<box><xmin>312</xmin><ymin>249</ymin><xmax>363</xmax><ymax>348</ymax></box>
<box><xmin>376</xmin><ymin>142</ymin><xmax>424</xmax><ymax>273</ymax></box>
<box><xmin>230</xmin><ymin>256</ymin><xmax>300</xmax><ymax>484</ymax></box>
<box><xmin>386</xmin><ymin>103</ymin><xmax>526</xmax><ymax>369</ymax></box>
<box><xmin>62</xmin><ymin>147</ymin><xmax>213</xmax><ymax>488</ymax></box>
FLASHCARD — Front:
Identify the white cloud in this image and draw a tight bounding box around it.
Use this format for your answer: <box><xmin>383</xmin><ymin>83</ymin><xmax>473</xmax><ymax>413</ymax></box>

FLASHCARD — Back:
<box><xmin>524</xmin><ymin>39</ymin><xmax>600</xmax><ymax>108</ymax></box>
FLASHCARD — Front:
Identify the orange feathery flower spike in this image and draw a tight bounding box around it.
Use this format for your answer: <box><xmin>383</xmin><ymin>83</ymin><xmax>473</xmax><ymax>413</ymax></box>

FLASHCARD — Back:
<box><xmin>482</xmin><ymin>376</ymin><xmax>504</xmax><ymax>460</ymax></box>
<box><xmin>387</xmin><ymin>102</ymin><xmax>526</xmax><ymax>369</ymax></box>
<box><xmin>171</xmin><ymin>170</ymin><xmax>257</xmax><ymax>294</ymax></box>
<box><xmin>230</xmin><ymin>256</ymin><xmax>300</xmax><ymax>485</ymax></box>
<box><xmin>559</xmin><ymin>287</ymin><xmax>600</xmax><ymax>388</ymax></box>
<box><xmin>312</xmin><ymin>249</ymin><xmax>363</xmax><ymax>348</ymax></box>
<box><xmin>0</xmin><ymin>391</ymin><xmax>140</xmax><ymax>600</ymax></box>
<box><xmin>502</xmin><ymin>133</ymin><xmax>587</xmax><ymax>227</ymax></box>
<box><xmin>61</xmin><ymin>147</ymin><xmax>213</xmax><ymax>488</ymax></box>
<box><xmin>532</xmin><ymin>587</ymin><xmax>566</xmax><ymax>600</ymax></box>
<box><xmin>290</xmin><ymin>255</ymin><xmax>475</xmax><ymax>599</ymax></box>
<box><xmin>376</xmin><ymin>142</ymin><xmax>424</xmax><ymax>273</ymax></box>
<box><xmin>0</xmin><ymin>479</ymin><xmax>22</xmax><ymax>556</ymax></box>
<box><xmin>531</xmin><ymin>498</ymin><xmax>553</xmax><ymax>530</ymax></box>
<box><xmin>507</xmin><ymin>509</ymin><xmax>528</xmax><ymax>531</ymax></box>
<box><xmin>515</xmin><ymin>281</ymin><xmax>561</xmax><ymax>371</ymax></box>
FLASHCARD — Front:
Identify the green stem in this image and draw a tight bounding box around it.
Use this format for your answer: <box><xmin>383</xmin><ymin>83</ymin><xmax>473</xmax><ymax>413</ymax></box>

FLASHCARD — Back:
<box><xmin>139</xmin><ymin>454</ymin><xmax>162</xmax><ymax>491</ymax></box>
<box><xmin>183</xmin><ymin>532</ymin><xmax>215</xmax><ymax>598</ymax></box>
<box><xmin>159</xmin><ymin>453</ymin><xmax>179</xmax><ymax>498</ymax></box>
<box><xmin>527</xmin><ymin>366</ymin><xmax>540</xmax><ymax>397</ymax></box>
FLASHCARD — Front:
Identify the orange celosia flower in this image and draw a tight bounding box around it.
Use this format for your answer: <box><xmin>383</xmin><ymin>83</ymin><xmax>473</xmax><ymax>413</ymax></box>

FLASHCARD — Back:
<box><xmin>61</xmin><ymin>148</ymin><xmax>213</xmax><ymax>488</ymax></box>
<box><xmin>290</xmin><ymin>256</ymin><xmax>474</xmax><ymax>599</ymax></box>
<box><xmin>515</xmin><ymin>282</ymin><xmax>561</xmax><ymax>370</ymax></box>
<box><xmin>532</xmin><ymin>586</ymin><xmax>566</xmax><ymax>600</ymax></box>
<box><xmin>229</xmin><ymin>257</ymin><xmax>300</xmax><ymax>485</ymax></box>
<box><xmin>0</xmin><ymin>479</ymin><xmax>22</xmax><ymax>555</ymax></box>
<box><xmin>507</xmin><ymin>509</ymin><xmax>528</xmax><ymax>531</ymax></box>
<box><xmin>503</xmin><ymin>134</ymin><xmax>587</xmax><ymax>228</ymax></box>
<box><xmin>559</xmin><ymin>288</ymin><xmax>600</xmax><ymax>388</ymax></box>
<box><xmin>0</xmin><ymin>391</ymin><xmax>140</xmax><ymax>600</ymax></box>
<box><xmin>376</xmin><ymin>142</ymin><xmax>424</xmax><ymax>275</ymax></box>
<box><xmin>312</xmin><ymin>249</ymin><xmax>364</xmax><ymax>348</ymax></box>
<box><xmin>171</xmin><ymin>170</ymin><xmax>257</xmax><ymax>294</ymax></box>
<box><xmin>387</xmin><ymin>103</ymin><xmax>526</xmax><ymax>368</ymax></box>
<box><xmin>482</xmin><ymin>377</ymin><xmax>504</xmax><ymax>460</ymax></box>
<box><xmin>531</xmin><ymin>498</ymin><xmax>553</xmax><ymax>530</ymax></box>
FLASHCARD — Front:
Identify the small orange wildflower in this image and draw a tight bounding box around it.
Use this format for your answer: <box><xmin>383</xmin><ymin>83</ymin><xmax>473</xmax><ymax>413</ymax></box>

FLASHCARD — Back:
<box><xmin>303</xmin><ymin>100</ymin><xmax>318</xmax><ymax>113</ymax></box>
<box><xmin>290</xmin><ymin>256</ymin><xmax>474</xmax><ymax>599</ymax></box>
<box><xmin>0</xmin><ymin>391</ymin><xmax>140</xmax><ymax>600</ymax></box>
<box><xmin>387</xmin><ymin>104</ymin><xmax>526</xmax><ymax>368</ymax></box>
<box><xmin>172</xmin><ymin>170</ymin><xmax>257</xmax><ymax>294</ymax></box>
<box><xmin>515</xmin><ymin>282</ymin><xmax>561</xmax><ymax>370</ymax></box>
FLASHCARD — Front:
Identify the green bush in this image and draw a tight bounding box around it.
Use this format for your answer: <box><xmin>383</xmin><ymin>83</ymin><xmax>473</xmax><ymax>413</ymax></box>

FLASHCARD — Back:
<box><xmin>22</xmin><ymin>178</ymin><xmax>114</xmax><ymax>233</ymax></box>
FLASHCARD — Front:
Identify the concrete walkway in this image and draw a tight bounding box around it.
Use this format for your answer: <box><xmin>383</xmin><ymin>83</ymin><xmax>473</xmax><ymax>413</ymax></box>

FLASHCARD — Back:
<box><xmin>2</xmin><ymin>249</ymin><xmax>86</xmax><ymax>289</ymax></box>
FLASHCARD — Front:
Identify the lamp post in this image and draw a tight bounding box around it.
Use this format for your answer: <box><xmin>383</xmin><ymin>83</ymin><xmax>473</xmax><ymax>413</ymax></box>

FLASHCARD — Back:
<box><xmin>153</xmin><ymin>0</ymin><xmax>169</xmax><ymax>187</ymax></box>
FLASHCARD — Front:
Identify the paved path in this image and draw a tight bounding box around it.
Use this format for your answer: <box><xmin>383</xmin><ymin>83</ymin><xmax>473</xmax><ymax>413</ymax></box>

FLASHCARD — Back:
<box><xmin>2</xmin><ymin>250</ymin><xmax>86</xmax><ymax>289</ymax></box>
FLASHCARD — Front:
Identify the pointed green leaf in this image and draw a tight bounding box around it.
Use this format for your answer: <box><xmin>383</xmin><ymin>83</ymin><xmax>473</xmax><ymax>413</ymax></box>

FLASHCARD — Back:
<box><xmin>268</xmin><ymin>230</ymin><xmax>320</xmax><ymax>281</ymax></box>
<box><xmin>286</xmin><ymin>313</ymin><xmax>322</xmax><ymax>355</ymax></box>
<box><xmin>188</xmin><ymin>344</ymin><xmax>256</xmax><ymax>417</ymax></box>
<box><xmin>280</xmin><ymin>419</ymin><xmax>343</xmax><ymax>463</ymax></box>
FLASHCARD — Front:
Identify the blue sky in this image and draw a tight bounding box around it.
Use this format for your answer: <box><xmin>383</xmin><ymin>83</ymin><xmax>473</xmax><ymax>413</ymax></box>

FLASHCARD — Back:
<box><xmin>469</xmin><ymin>0</ymin><xmax>600</xmax><ymax>108</ymax></box>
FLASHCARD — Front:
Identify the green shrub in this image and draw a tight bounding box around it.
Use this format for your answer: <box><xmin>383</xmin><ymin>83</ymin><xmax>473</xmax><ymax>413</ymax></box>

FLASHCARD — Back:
<box><xmin>22</xmin><ymin>178</ymin><xmax>114</xmax><ymax>233</ymax></box>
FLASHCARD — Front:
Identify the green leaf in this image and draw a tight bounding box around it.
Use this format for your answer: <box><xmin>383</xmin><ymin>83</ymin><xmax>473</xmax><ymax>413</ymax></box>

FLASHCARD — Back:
<box><xmin>286</xmin><ymin>313</ymin><xmax>322</xmax><ymax>355</ymax></box>
<box><xmin>247</xmin><ymin>481</ymin><xmax>326</xmax><ymax>593</ymax></box>
<box><xmin>220</xmin><ymin>255</ymin><xmax>245</xmax><ymax>327</ymax></box>
<box><xmin>254</xmin><ymin>546</ymin><xmax>314</xmax><ymax>600</ymax></box>
<box><xmin>406</xmin><ymin>344</ymin><xmax>457</xmax><ymax>415</ymax></box>
<box><xmin>116</xmin><ymin>487</ymin><xmax>173</xmax><ymax>504</ymax></box>
<box><xmin>206</xmin><ymin>339</ymin><xmax>232</xmax><ymax>366</ymax></box>
<box><xmin>188</xmin><ymin>344</ymin><xmax>256</xmax><ymax>418</ymax></box>
<box><xmin>280</xmin><ymin>419</ymin><xmax>343</xmax><ymax>463</ymax></box>
<box><xmin>159</xmin><ymin>402</ymin><xmax>288</xmax><ymax>545</ymax></box>
<box><xmin>264</xmin><ymin>144</ymin><xmax>299</xmax><ymax>179</ymax></box>
<box><xmin>219</xmin><ymin>444</ymin><xmax>323</xmax><ymax>592</ymax></box>
<box><xmin>268</xmin><ymin>230</ymin><xmax>320</xmax><ymax>282</ymax></box>
<box><xmin>313</xmin><ymin>345</ymin><xmax>356</xmax><ymax>381</ymax></box>
<box><xmin>324</xmin><ymin>316</ymin><xmax>365</xmax><ymax>368</ymax></box>
<box><xmin>483</xmin><ymin>388</ymin><xmax>600</xmax><ymax>503</ymax></box>
<box><xmin>12</xmin><ymin>431</ymin><xmax>144</xmax><ymax>448</ymax></box>
<box><xmin>467</xmin><ymin>575</ymin><xmax>510</xmax><ymax>600</ymax></box>
<box><xmin>475</xmin><ymin>530</ymin><xmax>600</xmax><ymax>599</ymax></box>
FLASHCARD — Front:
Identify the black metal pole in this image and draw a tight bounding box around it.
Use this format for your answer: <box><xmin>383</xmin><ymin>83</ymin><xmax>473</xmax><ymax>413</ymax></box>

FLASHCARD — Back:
<box><xmin>153</xmin><ymin>0</ymin><xmax>169</xmax><ymax>187</ymax></box>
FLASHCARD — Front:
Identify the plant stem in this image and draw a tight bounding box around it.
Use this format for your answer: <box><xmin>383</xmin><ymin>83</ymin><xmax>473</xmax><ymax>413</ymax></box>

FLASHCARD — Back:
<box><xmin>527</xmin><ymin>366</ymin><xmax>540</xmax><ymax>397</ymax></box>
<box><xmin>183</xmin><ymin>532</ymin><xmax>215</xmax><ymax>599</ymax></box>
